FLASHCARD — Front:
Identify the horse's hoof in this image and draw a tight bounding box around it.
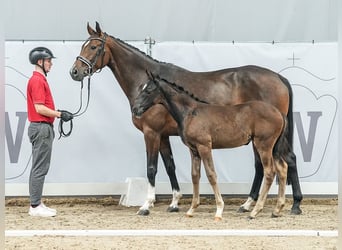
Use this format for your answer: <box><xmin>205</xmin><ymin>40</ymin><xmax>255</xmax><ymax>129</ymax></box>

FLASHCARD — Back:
<box><xmin>167</xmin><ymin>206</ymin><xmax>179</xmax><ymax>213</ymax></box>
<box><xmin>237</xmin><ymin>207</ymin><xmax>249</xmax><ymax>213</ymax></box>
<box><xmin>247</xmin><ymin>215</ymin><xmax>255</xmax><ymax>220</ymax></box>
<box><xmin>137</xmin><ymin>209</ymin><xmax>150</xmax><ymax>216</ymax></box>
<box><xmin>185</xmin><ymin>214</ymin><xmax>193</xmax><ymax>218</ymax></box>
<box><xmin>290</xmin><ymin>207</ymin><xmax>302</xmax><ymax>215</ymax></box>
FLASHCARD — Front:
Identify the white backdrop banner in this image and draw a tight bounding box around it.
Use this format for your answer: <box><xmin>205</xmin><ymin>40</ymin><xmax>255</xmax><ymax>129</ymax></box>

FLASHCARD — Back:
<box><xmin>5</xmin><ymin>41</ymin><xmax>338</xmax><ymax>195</ymax></box>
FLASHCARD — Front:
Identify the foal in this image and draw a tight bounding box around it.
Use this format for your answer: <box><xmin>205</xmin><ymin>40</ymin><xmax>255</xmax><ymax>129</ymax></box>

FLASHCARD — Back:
<box><xmin>132</xmin><ymin>74</ymin><xmax>289</xmax><ymax>220</ymax></box>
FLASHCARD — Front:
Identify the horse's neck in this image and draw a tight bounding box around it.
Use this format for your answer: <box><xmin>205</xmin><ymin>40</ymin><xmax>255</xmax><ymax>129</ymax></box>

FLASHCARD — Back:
<box><xmin>107</xmin><ymin>38</ymin><xmax>158</xmax><ymax>106</ymax></box>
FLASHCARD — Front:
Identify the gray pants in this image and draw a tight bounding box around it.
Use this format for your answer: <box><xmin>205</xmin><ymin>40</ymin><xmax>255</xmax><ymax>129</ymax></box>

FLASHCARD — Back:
<box><xmin>28</xmin><ymin>122</ymin><xmax>55</xmax><ymax>205</ymax></box>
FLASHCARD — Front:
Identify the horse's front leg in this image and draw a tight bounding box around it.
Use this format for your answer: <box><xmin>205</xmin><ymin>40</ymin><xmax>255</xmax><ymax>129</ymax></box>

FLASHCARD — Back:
<box><xmin>186</xmin><ymin>150</ymin><xmax>201</xmax><ymax>218</ymax></box>
<box><xmin>159</xmin><ymin>136</ymin><xmax>182</xmax><ymax>212</ymax></box>
<box><xmin>137</xmin><ymin>131</ymin><xmax>160</xmax><ymax>216</ymax></box>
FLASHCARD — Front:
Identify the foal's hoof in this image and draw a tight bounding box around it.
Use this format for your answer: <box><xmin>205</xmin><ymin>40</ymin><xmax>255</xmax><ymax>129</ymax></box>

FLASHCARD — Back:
<box><xmin>167</xmin><ymin>206</ymin><xmax>180</xmax><ymax>213</ymax></box>
<box><xmin>137</xmin><ymin>209</ymin><xmax>150</xmax><ymax>216</ymax></box>
<box><xmin>271</xmin><ymin>213</ymin><xmax>280</xmax><ymax>218</ymax></box>
<box><xmin>214</xmin><ymin>217</ymin><xmax>222</xmax><ymax>222</ymax></box>
<box><xmin>237</xmin><ymin>207</ymin><xmax>249</xmax><ymax>213</ymax></box>
<box><xmin>247</xmin><ymin>215</ymin><xmax>255</xmax><ymax>220</ymax></box>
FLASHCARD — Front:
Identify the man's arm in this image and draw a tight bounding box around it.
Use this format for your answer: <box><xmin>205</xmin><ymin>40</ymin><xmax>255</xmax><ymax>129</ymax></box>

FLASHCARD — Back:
<box><xmin>34</xmin><ymin>104</ymin><xmax>61</xmax><ymax>118</ymax></box>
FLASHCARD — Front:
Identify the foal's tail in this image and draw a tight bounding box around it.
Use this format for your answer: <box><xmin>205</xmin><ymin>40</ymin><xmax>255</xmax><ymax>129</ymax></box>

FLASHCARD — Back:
<box><xmin>273</xmin><ymin>116</ymin><xmax>290</xmax><ymax>164</ymax></box>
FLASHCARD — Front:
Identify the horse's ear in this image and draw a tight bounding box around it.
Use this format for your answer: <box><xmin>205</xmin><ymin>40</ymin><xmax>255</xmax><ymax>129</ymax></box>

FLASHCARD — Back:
<box><xmin>95</xmin><ymin>22</ymin><xmax>102</xmax><ymax>35</ymax></box>
<box><xmin>87</xmin><ymin>22</ymin><xmax>96</xmax><ymax>35</ymax></box>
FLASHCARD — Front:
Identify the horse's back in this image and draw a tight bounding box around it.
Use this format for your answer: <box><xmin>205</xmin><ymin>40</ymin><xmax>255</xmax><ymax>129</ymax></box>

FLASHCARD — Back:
<box><xmin>219</xmin><ymin>66</ymin><xmax>289</xmax><ymax>113</ymax></box>
<box><xmin>164</xmin><ymin>65</ymin><xmax>290</xmax><ymax>115</ymax></box>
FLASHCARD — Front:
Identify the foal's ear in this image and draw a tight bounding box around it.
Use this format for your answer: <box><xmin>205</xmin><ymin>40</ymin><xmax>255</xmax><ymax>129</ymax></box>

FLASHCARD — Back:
<box><xmin>145</xmin><ymin>70</ymin><xmax>154</xmax><ymax>81</ymax></box>
<box><xmin>87</xmin><ymin>22</ymin><xmax>96</xmax><ymax>36</ymax></box>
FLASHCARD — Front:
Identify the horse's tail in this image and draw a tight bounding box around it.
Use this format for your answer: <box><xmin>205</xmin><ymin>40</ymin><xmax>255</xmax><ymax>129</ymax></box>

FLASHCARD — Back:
<box><xmin>273</xmin><ymin>116</ymin><xmax>290</xmax><ymax>168</ymax></box>
<box><xmin>278</xmin><ymin>74</ymin><xmax>294</xmax><ymax>147</ymax></box>
<box><xmin>278</xmin><ymin>74</ymin><xmax>295</xmax><ymax>184</ymax></box>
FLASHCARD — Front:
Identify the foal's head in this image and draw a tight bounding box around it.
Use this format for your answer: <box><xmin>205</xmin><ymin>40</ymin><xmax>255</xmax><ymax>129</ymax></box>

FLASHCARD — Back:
<box><xmin>132</xmin><ymin>72</ymin><xmax>208</xmax><ymax>118</ymax></box>
<box><xmin>132</xmin><ymin>76</ymin><xmax>161</xmax><ymax>118</ymax></box>
<box><xmin>132</xmin><ymin>72</ymin><xmax>179</xmax><ymax>117</ymax></box>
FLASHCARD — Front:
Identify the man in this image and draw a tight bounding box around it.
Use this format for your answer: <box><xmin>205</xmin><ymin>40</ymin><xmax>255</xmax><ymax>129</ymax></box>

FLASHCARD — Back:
<box><xmin>27</xmin><ymin>47</ymin><xmax>73</xmax><ymax>217</ymax></box>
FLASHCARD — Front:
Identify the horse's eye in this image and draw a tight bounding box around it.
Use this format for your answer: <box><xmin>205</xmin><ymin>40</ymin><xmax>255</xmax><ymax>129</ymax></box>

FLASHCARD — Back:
<box><xmin>90</xmin><ymin>45</ymin><xmax>97</xmax><ymax>50</ymax></box>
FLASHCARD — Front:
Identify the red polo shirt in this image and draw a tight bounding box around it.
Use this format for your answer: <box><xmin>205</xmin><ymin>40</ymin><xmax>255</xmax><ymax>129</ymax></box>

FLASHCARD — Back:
<box><xmin>27</xmin><ymin>71</ymin><xmax>56</xmax><ymax>124</ymax></box>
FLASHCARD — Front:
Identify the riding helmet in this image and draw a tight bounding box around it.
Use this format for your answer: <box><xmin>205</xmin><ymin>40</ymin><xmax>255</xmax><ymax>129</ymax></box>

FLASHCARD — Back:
<box><xmin>29</xmin><ymin>47</ymin><xmax>56</xmax><ymax>65</ymax></box>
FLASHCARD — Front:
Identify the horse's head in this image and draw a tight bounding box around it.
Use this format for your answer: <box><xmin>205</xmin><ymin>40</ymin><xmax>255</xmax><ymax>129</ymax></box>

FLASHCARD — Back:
<box><xmin>70</xmin><ymin>22</ymin><xmax>112</xmax><ymax>81</ymax></box>
<box><xmin>132</xmin><ymin>72</ymin><xmax>162</xmax><ymax>118</ymax></box>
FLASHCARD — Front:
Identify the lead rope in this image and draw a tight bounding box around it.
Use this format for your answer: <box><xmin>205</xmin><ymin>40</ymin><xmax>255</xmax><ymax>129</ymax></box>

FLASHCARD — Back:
<box><xmin>58</xmin><ymin>76</ymin><xmax>91</xmax><ymax>139</ymax></box>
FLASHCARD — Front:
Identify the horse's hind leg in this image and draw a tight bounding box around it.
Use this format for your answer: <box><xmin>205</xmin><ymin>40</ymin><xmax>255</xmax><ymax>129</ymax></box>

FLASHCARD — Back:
<box><xmin>287</xmin><ymin>151</ymin><xmax>303</xmax><ymax>214</ymax></box>
<box><xmin>159</xmin><ymin>137</ymin><xmax>182</xmax><ymax>212</ymax></box>
<box><xmin>272</xmin><ymin>159</ymin><xmax>288</xmax><ymax>217</ymax></box>
<box><xmin>186</xmin><ymin>150</ymin><xmax>201</xmax><ymax>218</ymax></box>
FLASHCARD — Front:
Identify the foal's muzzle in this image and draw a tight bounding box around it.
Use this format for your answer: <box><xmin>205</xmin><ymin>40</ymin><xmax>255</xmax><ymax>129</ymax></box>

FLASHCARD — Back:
<box><xmin>132</xmin><ymin>106</ymin><xmax>144</xmax><ymax>118</ymax></box>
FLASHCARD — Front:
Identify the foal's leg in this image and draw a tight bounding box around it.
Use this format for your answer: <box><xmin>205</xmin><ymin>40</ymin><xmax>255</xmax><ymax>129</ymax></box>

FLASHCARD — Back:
<box><xmin>272</xmin><ymin>159</ymin><xmax>288</xmax><ymax>217</ymax></box>
<box><xmin>137</xmin><ymin>131</ymin><xmax>161</xmax><ymax>216</ymax></box>
<box><xmin>159</xmin><ymin>136</ymin><xmax>182</xmax><ymax>212</ymax></box>
<box><xmin>249</xmin><ymin>155</ymin><xmax>275</xmax><ymax>219</ymax></box>
<box><xmin>186</xmin><ymin>150</ymin><xmax>201</xmax><ymax>218</ymax></box>
<box><xmin>198</xmin><ymin>145</ymin><xmax>224</xmax><ymax>221</ymax></box>
<box><xmin>238</xmin><ymin>146</ymin><xmax>261</xmax><ymax>213</ymax></box>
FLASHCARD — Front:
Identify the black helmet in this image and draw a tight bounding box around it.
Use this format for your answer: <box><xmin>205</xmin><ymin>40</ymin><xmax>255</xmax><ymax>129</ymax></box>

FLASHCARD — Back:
<box><xmin>29</xmin><ymin>47</ymin><xmax>56</xmax><ymax>65</ymax></box>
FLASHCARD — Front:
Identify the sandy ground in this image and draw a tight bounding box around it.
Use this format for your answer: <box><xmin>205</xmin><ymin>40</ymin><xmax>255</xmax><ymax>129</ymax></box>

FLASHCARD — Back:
<box><xmin>5</xmin><ymin>196</ymin><xmax>338</xmax><ymax>250</ymax></box>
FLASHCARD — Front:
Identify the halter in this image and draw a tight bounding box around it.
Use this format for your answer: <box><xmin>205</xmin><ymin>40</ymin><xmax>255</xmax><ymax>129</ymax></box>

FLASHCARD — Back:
<box><xmin>76</xmin><ymin>33</ymin><xmax>108</xmax><ymax>76</ymax></box>
<box><xmin>58</xmin><ymin>34</ymin><xmax>108</xmax><ymax>139</ymax></box>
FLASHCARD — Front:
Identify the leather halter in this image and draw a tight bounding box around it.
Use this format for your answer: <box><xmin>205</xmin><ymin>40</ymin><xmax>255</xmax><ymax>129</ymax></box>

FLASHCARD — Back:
<box><xmin>58</xmin><ymin>34</ymin><xmax>107</xmax><ymax>139</ymax></box>
<box><xmin>76</xmin><ymin>33</ymin><xmax>108</xmax><ymax>76</ymax></box>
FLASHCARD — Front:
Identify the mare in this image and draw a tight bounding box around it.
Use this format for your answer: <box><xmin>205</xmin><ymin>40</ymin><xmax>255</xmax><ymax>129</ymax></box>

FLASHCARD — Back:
<box><xmin>69</xmin><ymin>22</ymin><xmax>302</xmax><ymax>216</ymax></box>
<box><xmin>132</xmin><ymin>73</ymin><xmax>289</xmax><ymax>220</ymax></box>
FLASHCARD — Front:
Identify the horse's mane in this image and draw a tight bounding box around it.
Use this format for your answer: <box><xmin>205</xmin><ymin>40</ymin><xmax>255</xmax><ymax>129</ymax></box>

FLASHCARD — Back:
<box><xmin>107</xmin><ymin>34</ymin><xmax>207</xmax><ymax>104</ymax></box>
<box><xmin>156</xmin><ymin>76</ymin><xmax>209</xmax><ymax>104</ymax></box>
<box><xmin>106</xmin><ymin>33</ymin><xmax>206</xmax><ymax>104</ymax></box>
<box><xmin>109</xmin><ymin>35</ymin><xmax>174</xmax><ymax>67</ymax></box>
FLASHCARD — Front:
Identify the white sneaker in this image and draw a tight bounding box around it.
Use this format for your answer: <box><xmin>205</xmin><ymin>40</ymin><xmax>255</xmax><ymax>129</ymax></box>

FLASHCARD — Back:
<box><xmin>29</xmin><ymin>204</ymin><xmax>57</xmax><ymax>217</ymax></box>
<box><xmin>41</xmin><ymin>203</ymin><xmax>57</xmax><ymax>213</ymax></box>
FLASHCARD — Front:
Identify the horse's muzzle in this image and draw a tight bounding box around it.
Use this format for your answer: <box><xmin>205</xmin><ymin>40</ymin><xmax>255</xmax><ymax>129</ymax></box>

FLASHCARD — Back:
<box><xmin>70</xmin><ymin>65</ymin><xmax>86</xmax><ymax>81</ymax></box>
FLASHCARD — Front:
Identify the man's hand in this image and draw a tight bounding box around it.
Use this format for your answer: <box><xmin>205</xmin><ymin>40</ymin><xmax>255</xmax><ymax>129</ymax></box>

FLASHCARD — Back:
<box><xmin>59</xmin><ymin>110</ymin><xmax>74</xmax><ymax>122</ymax></box>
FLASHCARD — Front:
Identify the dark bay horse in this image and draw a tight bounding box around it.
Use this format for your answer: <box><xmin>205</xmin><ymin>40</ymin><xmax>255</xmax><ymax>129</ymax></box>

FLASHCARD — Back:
<box><xmin>132</xmin><ymin>74</ymin><xmax>289</xmax><ymax>220</ymax></box>
<box><xmin>69</xmin><ymin>22</ymin><xmax>302</xmax><ymax>215</ymax></box>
